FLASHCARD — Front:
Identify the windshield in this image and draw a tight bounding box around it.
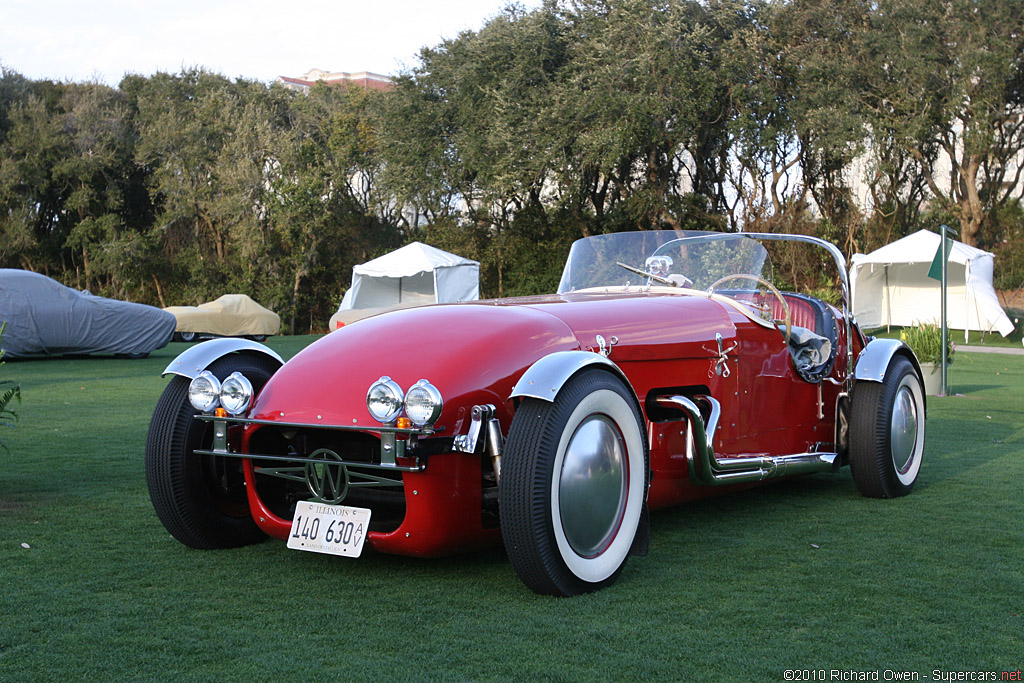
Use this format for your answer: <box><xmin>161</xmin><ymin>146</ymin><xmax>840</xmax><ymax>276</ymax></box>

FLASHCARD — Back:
<box><xmin>557</xmin><ymin>230</ymin><xmax>773</xmax><ymax>294</ymax></box>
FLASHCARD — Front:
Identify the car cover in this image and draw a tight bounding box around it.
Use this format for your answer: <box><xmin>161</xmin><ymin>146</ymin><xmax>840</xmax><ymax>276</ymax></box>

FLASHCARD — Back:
<box><xmin>0</xmin><ymin>269</ymin><xmax>176</xmax><ymax>358</ymax></box>
<box><xmin>164</xmin><ymin>294</ymin><xmax>280</xmax><ymax>337</ymax></box>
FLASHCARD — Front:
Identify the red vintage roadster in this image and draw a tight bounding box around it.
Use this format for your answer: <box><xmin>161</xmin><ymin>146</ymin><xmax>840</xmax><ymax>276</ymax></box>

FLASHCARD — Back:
<box><xmin>145</xmin><ymin>230</ymin><xmax>926</xmax><ymax>596</ymax></box>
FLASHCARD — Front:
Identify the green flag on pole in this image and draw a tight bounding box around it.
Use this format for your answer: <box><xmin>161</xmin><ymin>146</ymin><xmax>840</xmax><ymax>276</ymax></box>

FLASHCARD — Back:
<box><xmin>926</xmin><ymin>232</ymin><xmax>954</xmax><ymax>281</ymax></box>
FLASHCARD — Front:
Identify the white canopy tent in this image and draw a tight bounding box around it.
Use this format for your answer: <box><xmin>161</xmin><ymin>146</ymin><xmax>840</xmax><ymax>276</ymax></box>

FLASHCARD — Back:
<box><xmin>329</xmin><ymin>242</ymin><xmax>479</xmax><ymax>329</ymax></box>
<box><xmin>850</xmin><ymin>229</ymin><xmax>1014</xmax><ymax>340</ymax></box>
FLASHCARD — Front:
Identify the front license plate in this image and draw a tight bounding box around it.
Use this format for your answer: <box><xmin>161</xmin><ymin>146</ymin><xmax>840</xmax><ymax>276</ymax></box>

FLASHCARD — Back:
<box><xmin>287</xmin><ymin>501</ymin><xmax>371</xmax><ymax>558</ymax></box>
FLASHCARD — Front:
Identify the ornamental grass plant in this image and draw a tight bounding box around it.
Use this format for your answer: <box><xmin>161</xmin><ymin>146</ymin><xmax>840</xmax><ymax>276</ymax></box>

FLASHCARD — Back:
<box><xmin>900</xmin><ymin>321</ymin><xmax>955</xmax><ymax>365</ymax></box>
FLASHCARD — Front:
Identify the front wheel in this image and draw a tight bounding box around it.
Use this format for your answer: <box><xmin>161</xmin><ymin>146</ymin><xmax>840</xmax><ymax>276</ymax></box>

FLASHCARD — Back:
<box><xmin>849</xmin><ymin>356</ymin><xmax>925</xmax><ymax>498</ymax></box>
<box><xmin>145</xmin><ymin>354</ymin><xmax>279</xmax><ymax>548</ymax></box>
<box><xmin>499</xmin><ymin>369</ymin><xmax>648</xmax><ymax>596</ymax></box>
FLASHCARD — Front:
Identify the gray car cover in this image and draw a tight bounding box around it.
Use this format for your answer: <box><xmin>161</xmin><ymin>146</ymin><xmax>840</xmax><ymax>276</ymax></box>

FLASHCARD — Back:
<box><xmin>0</xmin><ymin>269</ymin><xmax>176</xmax><ymax>358</ymax></box>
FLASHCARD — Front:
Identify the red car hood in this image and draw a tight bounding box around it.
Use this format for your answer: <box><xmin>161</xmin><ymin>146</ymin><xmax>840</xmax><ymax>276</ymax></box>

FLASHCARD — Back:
<box><xmin>249</xmin><ymin>291</ymin><xmax>735</xmax><ymax>431</ymax></box>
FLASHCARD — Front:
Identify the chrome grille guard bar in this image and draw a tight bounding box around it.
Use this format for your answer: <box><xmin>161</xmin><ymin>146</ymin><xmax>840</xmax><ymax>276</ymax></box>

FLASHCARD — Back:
<box><xmin>192</xmin><ymin>413</ymin><xmax>434</xmax><ymax>469</ymax></box>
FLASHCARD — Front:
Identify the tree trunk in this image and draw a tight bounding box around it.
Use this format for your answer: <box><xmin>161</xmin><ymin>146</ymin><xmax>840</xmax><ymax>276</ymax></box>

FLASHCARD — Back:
<box><xmin>958</xmin><ymin>157</ymin><xmax>984</xmax><ymax>247</ymax></box>
<box><xmin>151</xmin><ymin>276</ymin><xmax>167</xmax><ymax>308</ymax></box>
<box><xmin>290</xmin><ymin>269</ymin><xmax>303</xmax><ymax>336</ymax></box>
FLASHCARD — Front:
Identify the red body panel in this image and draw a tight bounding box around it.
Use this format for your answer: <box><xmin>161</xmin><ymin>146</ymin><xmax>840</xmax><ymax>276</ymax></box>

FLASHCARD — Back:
<box><xmin>241</xmin><ymin>289</ymin><xmax>855</xmax><ymax>556</ymax></box>
<box><xmin>244</xmin><ymin>451</ymin><xmax>500</xmax><ymax>556</ymax></box>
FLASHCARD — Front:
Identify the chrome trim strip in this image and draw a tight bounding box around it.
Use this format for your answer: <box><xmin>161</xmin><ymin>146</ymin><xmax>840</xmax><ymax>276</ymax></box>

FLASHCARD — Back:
<box><xmin>193</xmin><ymin>413</ymin><xmax>435</xmax><ymax>436</ymax></box>
<box><xmin>191</xmin><ymin>448</ymin><xmax>425</xmax><ymax>472</ymax></box>
<box><xmin>162</xmin><ymin>338</ymin><xmax>285</xmax><ymax>379</ymax></box>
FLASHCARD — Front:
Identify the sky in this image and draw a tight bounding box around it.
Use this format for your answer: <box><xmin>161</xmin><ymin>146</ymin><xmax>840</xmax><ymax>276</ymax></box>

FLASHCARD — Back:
<box><xmin>0</xmin><ymin>0</ymin><xmax>543</xmax><ymax>86</ymax></box>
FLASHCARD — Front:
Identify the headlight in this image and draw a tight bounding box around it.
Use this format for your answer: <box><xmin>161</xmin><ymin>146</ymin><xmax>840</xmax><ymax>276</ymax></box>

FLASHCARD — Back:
<box><xmin>366</xmin><ymin>376</ymin><xmax>404</xmax><ymax>423</ymax></box>
<box><xmin>404</xmin><ymin>379</ymin><xmax>443</xmax><ymax>427</ymax></box>
<box><xmin>188</xmin><ymin>371</ymin><xmax>221</xmax><ymax>412</ymax></box>
<box><xmin>219</xmin><ymin>372</ymin><xmax>254</xmax><ymax>416</ymax></box>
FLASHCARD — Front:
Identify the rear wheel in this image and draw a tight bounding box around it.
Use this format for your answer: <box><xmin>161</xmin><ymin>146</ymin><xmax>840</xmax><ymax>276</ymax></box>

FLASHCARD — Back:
<box><xmin>499</xmin><ymin>369</ymin><xmax>647</xmax><ymax>596</ymax></box>
<box><xmin>850</xmin><ymin>356</ymin><xmax>925</xmax><ymax>498</ymax></box>
<box><xmin>145</xmin><ymin>354</ymin><xmax>279</xmax><ymax>548</ymax></box>
<box><xmin>174</xmin><ymin>331</ymin><xmax>197</xmax><ymax>343</ymax></box>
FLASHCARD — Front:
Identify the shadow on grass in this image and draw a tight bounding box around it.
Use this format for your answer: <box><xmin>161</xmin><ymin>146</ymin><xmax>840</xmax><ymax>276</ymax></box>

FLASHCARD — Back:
<box><xmin>943</xmin><ymin>384</ymin><xmax>1004</xmax><ymax>395</ymax></box>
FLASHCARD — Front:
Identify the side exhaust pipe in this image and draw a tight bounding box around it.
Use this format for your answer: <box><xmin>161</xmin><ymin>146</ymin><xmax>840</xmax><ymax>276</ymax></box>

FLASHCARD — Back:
<box><xmin>655</xmin><ymin>395</ymin><xmax>839</xmax><ymax>486</ymax></box>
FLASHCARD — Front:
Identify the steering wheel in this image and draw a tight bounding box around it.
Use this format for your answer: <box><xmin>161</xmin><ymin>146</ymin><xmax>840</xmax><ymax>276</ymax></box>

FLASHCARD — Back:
<box><xmin>707</xmin><ymin>274</ymin><xmax>791</xmax><ymax>344</ymax></box>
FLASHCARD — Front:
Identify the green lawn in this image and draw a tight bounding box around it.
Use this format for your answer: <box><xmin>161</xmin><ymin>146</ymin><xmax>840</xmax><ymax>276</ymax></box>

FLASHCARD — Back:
<box><xmin>1</xmin><ymin>339</ymin><xmax>1021</xmax><ymax>681</ymax></box>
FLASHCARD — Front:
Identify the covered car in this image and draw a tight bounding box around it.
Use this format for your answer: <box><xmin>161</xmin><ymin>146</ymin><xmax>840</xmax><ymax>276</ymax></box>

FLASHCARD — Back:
<box><xmin>164</xmin><ymin>294</ymin><xmax>280</xmax><ymax>342</ymax></box>
<box><xmin>145</xmin><ymin>231</ymin><xmax>926</xmax><ymax>596</ymax></box>
<box><xmin>0</xmin><ymin>269</ymin><xmax>175</xmax><ymax>359</ymax></box>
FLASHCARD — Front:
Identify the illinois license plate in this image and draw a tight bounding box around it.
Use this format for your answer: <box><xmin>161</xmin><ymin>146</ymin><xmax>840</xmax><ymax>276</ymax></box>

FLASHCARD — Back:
<box><xmin>286</xmin><ymin>501</ymin><xmax>371</xmax><ymax>558</ymax></box>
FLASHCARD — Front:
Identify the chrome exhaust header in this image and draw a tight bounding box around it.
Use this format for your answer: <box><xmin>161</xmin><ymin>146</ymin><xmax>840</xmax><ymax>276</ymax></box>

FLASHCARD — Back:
<box><xmin>655</xmin><ymin>395</ymin><xmax>839</xmax><ymax>486</ymax></box>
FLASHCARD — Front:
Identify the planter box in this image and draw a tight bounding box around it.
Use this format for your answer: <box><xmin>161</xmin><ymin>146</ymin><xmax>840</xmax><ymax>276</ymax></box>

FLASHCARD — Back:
<box><xmin>920</xmin><ymin>362</ymin><xmax>949</xmax><ymax>396</ymax></box>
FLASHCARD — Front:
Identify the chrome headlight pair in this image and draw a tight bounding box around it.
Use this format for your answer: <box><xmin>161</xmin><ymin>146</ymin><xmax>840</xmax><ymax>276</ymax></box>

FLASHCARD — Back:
<box><xmin>187</xmin><ymin>371</ymin><xmax>254</xmax><ymax>415</ymax></box>
<box><xmin>366</xmin><ymin>376</ymin><xmax>443</xmax><ymax>427</ymax></box>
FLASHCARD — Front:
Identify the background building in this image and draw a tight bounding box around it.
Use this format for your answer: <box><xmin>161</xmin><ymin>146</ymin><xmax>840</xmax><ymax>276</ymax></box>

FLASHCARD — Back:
<box><xmin>277</xmin><ymin>69</ymin><xmax>393</xmax><ymax>93</ymax></box>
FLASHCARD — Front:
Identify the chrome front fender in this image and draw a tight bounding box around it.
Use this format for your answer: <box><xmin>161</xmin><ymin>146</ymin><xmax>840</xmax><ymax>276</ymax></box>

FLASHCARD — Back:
<box><xmin>510</xmin><ymin>350</ymin><xmax>634</xmax><ymax>403</ymax></box>
<box><xmin>161</xmin><ymin>338</ymin><xmax>285</xmax><ymax>379</ymax></box>
<box><xmin>854</xmin><ymin>338</ymin><xmax>923</xmax><ymax>384</ymax></box>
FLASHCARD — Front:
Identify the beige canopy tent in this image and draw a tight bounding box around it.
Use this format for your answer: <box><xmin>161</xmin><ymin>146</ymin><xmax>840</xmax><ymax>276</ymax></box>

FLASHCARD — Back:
<box><xmin>850</xmin><ymin>230</ymin><xmax>1014</xmax><ymax>340</ymax></box>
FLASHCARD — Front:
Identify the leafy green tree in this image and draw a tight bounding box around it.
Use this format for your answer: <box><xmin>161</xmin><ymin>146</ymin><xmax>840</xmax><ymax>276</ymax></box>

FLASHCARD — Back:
<box><xmin>379</xmin><ymin>72</ymin><xmax>467</xmax><ymax>228</ymax></box>
<box><xmin>128</xmin><ymin>69</ymin><xmax>242</xmax><ymax>300</ymax></box>
<box><xmin>55</xmin><ymin>82</ymin><xmax>141</xmax><ymax>296</ymax></box>
<box><xmin>554</xmin><ymin>0</ymin><xmax>734</xmax><ymax>232</ymax></box>
<box><xmin>859</xmin><ymin>0</ymin><xmax>1024</xmax><ymax>247</ymax></box>
<box><xmin>723</xmin><ymin>0</ymin><xmax>807</xmax><ymax>229</ymax></box>
<box><xmin>383</xmin><ymin>2</ymin><xmax>573</xmax><ymax>294</ymax></box>
<box><xmin>264</xmin><ymin>82</ymin><xmax>403</xmax><ymax>330</ymax></box>
<box><xmin>0</xmin><ymin>67</ymin><xmax>34</xmax><ymax>140</ymax></box>
<box><xmin>0</xmin><ymin>82</ymin><xmax>70</xmax><ymax>272</ymax></box>
<box><xmin>772</xmin><ymin>0</ymin><xmax>870</xmax><ymax>250</ymax></box>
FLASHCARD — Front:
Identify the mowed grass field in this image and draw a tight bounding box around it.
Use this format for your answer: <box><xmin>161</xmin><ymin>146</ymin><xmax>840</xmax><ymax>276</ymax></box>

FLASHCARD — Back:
<box><xmin>1</xmin><ymin>337</ymin><xmax>1021</xmax><ymax>681</ymax></box>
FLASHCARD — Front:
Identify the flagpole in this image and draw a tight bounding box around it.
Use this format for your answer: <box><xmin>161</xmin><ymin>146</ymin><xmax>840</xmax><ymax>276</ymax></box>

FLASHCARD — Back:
<box><xmin>938</xmin><ymin>224</ymin><xmax>957</xmax><ymax>396</ymax></box>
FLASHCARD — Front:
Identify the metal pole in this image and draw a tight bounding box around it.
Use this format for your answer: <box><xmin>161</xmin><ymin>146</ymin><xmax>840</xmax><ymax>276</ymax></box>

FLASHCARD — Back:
<box><xmin>939</xmin><ymin>225</ymin><xmax>956</xmax><ymax>396</ymax></box>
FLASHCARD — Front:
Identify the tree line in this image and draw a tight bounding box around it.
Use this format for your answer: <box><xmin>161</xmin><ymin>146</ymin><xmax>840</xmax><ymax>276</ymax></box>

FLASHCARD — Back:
<box><xmin>2</xmin><ymin>0</ymin><xmax>1022</xmax><ymax>332</ymax></box>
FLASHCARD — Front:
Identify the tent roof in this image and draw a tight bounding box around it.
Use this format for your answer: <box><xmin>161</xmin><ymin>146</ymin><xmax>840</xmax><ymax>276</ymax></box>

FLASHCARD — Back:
<box><xmin>354</xmin><ymin>242</ymin><xmax>479</xmax><ymax>278</ymax></box>
<box><xmin>850</xmin><ymin>229</ymin><xmax>991</xmax><ymax>267</ymax></box>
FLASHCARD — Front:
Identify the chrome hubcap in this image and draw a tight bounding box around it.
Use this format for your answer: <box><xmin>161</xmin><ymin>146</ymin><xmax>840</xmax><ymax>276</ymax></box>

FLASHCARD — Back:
<box><xmin>890</xmin><ymin>386</ymin><xmax>918</xmax><ymax>473</ymax></box>
<box><xmin>558</xmin><ymin>415</ymin><xmax>627</xmax><ymax>557</ymax></box>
